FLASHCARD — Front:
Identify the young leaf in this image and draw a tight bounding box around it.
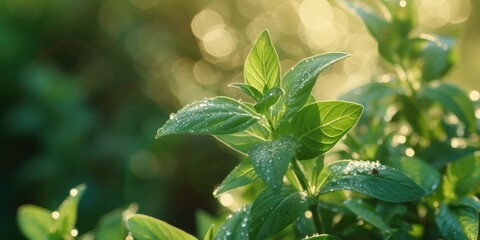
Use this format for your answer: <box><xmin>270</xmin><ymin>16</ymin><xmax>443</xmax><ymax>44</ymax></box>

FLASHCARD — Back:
<box><xmin>274</xmin><ymin>53</ymin><xmax>350</xmax><ymax>125</ymax></box>
<box><xmin>244</xmin><ymin>30</ymin><xmax>281</xmax><ymax>93</ymax></box>
<box><xmin>302</xmin><ymin>234</ymin><xmax>341</xmax><ymax>240</ymax></box>
<box><xmin>17</xmin><ymin>205</ymin><xmax>54</xmax><ymax>239</ymax></box>
<box><xmin>204</xmin><ymin>224</ymin><xmax>216</xmax><ymax>240</ymax></box>
<box><xmin>291</xmin><ymin>101</ymin><xmax>363</xmax><ymax>160</ymax></box>
<box><xmin>435</xmin><ymin>204</ymin><xmax>478</xmax><ymax>240</ymax></box>
<box><xmin>94</xmin><ymin>204</ymin><xmax>137</xmax><ymax>240</ymax></box>
<box><xmin>55</xmin><ymin>184</ymin><xmax>86</xmax><ymax>239</ymax></box>
<box><xmin>249</xmin><ymin>136</ymin><xmax>297</xmax><ymax>191</ymax></box>
<box><xmin>156</xmin><ymin>97</ymin><xmax>259</xmax><ymax>138</ymax></box>
<box><xmin>343</xmin><ymin>198</ymin><xmax>391</xmax><ymax>231</ymax></box>
<box><xmin>215</xmin><ymin>122</ymin><xmax>269</xmax><ymax>155</ymax></box>
<box><xmin>254</xmin><ymin>87</ymin><xmax>284</xmax><ymax>114</ymax></box>
<box><xmin>214</xmin><ymin>205</ymin><xmax>251</xmax><ymax>240</ymax></box>
<box><xmin>386</xmin><ymin>157</ymin><xmax>440</xmax><ymax>195</ymax></box>
<box><xmin>229</xmin><ymin>83</ymin><xmax>263</xmax><ymax>102</ymax></box>
<box><xmin>213</xmin><ymin>158</ymin><xmax>259</xmax><ymax>197</ymax></box>
<box><xmin>446</xmin><ymin>152</ymin><xmax>480</xmax><ymax>196</ymax></box>
<box><xmin>126</xmin><ymin>214</ymin><xmax>197</xmax><ymax>240</ymax></box>
<box><xmin>419</xmin><ymin>82</ymin><xmax>477</xmax><ymax>133</ymax></box>
<box><xmin>249</xmin><ymin>188</ymin><xmax>315</xmax><ymax>240</ymax></box>
<box><xmin>317</xmin><ymin>160</ymin><xmax>425</xmax><ymax>202</ymax></box>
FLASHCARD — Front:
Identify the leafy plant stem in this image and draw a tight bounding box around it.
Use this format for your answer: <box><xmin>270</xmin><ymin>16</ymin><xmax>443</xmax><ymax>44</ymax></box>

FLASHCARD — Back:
<box><xmin>310</xmin><ymin>205</ymin><xmax>325</xmax><ymax>234</ymax></box>
<box><xmin>290</xmin><ymin>158</ymin><xmax>310</xmax><ymax>193</ymax></box>
<box><xmin>395</xmin><ymin>64</ymin><xmax>416</xmax><ymax>96</ymax></box>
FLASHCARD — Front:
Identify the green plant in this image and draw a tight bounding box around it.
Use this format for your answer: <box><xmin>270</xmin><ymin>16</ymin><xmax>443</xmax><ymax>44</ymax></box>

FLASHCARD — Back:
<box><xmin>336</xmin><ymin>0</ymin><xmax>480</xmax><ymax>239</ymax></box>
<box><xmin>122</xmin><ymin>30</ymin><xmax>425</xmax><ymax>240</ymax></box>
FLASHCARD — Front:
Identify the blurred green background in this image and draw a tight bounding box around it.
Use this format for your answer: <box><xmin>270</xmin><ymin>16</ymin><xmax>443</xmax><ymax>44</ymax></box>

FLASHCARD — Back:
<box><xmin>2</xmin><ymin>0</ymin><xmax>479</xmax><ymax>239</ymax></box>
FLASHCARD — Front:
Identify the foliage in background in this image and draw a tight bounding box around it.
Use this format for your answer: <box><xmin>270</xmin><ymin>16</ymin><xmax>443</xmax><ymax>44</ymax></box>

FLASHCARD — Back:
<box><xmin>337</xmin><ymin>0</ymin><xmax>480</xmax><ymax>239</ymax></box>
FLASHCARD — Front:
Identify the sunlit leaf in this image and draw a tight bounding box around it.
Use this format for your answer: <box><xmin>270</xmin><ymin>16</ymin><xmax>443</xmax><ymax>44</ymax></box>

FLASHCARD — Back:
<box><xmin>419</xmin><ymin>82</ymin><xmax>477</xmax><ymax>133</ymax></box>
<box><xmin>94</xmin><ymin>204</ymin><xmax>138</xmax><ymax>240</ymax></box>
<box><xmin>244</xmin><ymin>30</ymin><xmax>281</xmax><ymax>93</ymax></box>
<box><xmin>215</xmin><ymin>122</ymin><xmax>269</xmax><ymax>155</ymax></box>
<box><xmin>344</xmin><ymin>198</ymin><xmax>391</xmax><ymax>231</ymax></box>
<box><xmin>446</xmin><ymin>151</ymin><xmax>480</xmax><ymax>196</ymax></box>
<box><xmin>302</xmin><ymin>234</ymin><xmax>341</xmax><ymax>240</ymax></box>
<box><xmin>17</xmin><ymin>205</ymin><xmax>53</xmax><ymax>240</ymax></box>
<box><xmin>249</xmin><ymin>137</ymin><xmax>297</xmax><ymax>191</ymax></box>
<box><xmin>386</xmin><ymin>157</ymin><xmax>440</xmax><ymax>195</ymax></box>
<box><xmin>275</xmin><ymin>53</ymin><xmax>350</xmax><ymax>125</ymax></box>
<box><xmin>229</xmin><ymin>83</ymin><xmax>263</xmax><ymax>102</ymax></box>
<box><xmin>55</xmin><ymin>184</ymin><xmax>86</xmax><ymax>239</ymax></box>
<box><xmin>214</xmin><ymin>205</ymin><xmax>250</xmax><ymax>240</ymax></box>
<box><xmin>126</xmin><ymin>214</ymin><xmax>197</xmax><ymax>240</ymax></box>
<box><xmin>317</xmin><ymin>160</ymin><xmax>425</xmax><ymax>202</ymax></box>
<box><xmin>435</xmin><ymin>204</ymin><xmax>478</xmax><ymax>240</ymax></box>
<box><xmin>204</xmin><ymin>224</ymin><xmax>216</xmax><ymax>240</ymax></box>
<box><xmin>156</xmin><ymin>97</ymin><xmax>259</xmax><ymax>138</ymax></box>
<box><xmin>213</xmin><ymin>158</ymin><xmax>259</xmax><ymax>197</ymax></box>
<box><xmin>291</xmin><ymin>101</ymin><xmax>363</xmax><ymax>160</ymax></box>
<box><xmin>249</xmin><ymin>188</ymin><xmax>314</xmax><ymax>240</ymax></box>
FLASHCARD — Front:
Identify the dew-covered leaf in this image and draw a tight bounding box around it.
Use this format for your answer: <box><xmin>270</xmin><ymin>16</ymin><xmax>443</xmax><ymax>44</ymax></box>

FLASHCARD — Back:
<box><xmin>156</xmin><ymin>97</ymin><xmax>259</xmax><ymax>138</ymax></box>
<box><xmin>17</xmin><ymin>205</ymin><xmax>53</xmax><ymax>239</ymax></box>
<box><xmin>213</xmin><ymin>158</ymin><xmax>258</xmax><ymax>197</ymax></box>
<box><xmin>249</xmin><ymin>188</ymin><xmax>315</xmax><ymax>240</ymax></box>
<box><xmin>317</xmin><ymin>160</ymin><xmax>425</xmax><ymax>202</ymax></box>
<box><xmin>452</xmin><ymin>197</ymin><xmax>480</xmax><ymax>212</ymax></box>
<box><xmin>344</xmin><ymin>198</ymin><xmax>391</xmax><ymax>231</ymax></box>
<box><xmin>302</xmin><ymin>234</ymin><xmax>342</xmax><ymax>240</ymax></box>
<box><xmin>386</xmin><ymin>157</ymin><xmax>440</xmax><ymax>195</ymax></box>
<box><xmin>291</xmin><ymin>101</ymin><xmax>363</xmax><ymax>160</ymax></box>
<box><xmin>254</xmin><ymin>87</ymin><xmax>283</xmax><ymax>114</ymax></box>
<box><xmin>126</xmin><ymin>214</ymin><xmax>197</xmax><ymax>240</ymax></box>
<box><xmin>215</xmin><ymin>122</ymin><xmax>269</xmax><ymax>155</ymax></box>
<box><xmin>419</xmin><ymin>82</ymin><xmax>477</xmax><ymax>133</ymax></box>
<box><xmin>249</xmin><ymin>137</ymin><xmax>297</xmax><ymax>191</ymax></box>
<box><xmin>446</xmin><ymin>151</ymin><xmax>480</xmax><ymax>196</ymax></box>
<box><xmin>435</xmin><ymin>204</ymin><xmax>478</xmax><ymax>240</ymax></box>
<box><xmin>214</xmin><ymin>205</ymin><xmax>251</xmax><ymax>240</ymax></box>
<box><xmin>274</xmin><ymin>53</ymin><xmax>350</xmax><ymax>125</ymax></box>
<box><xmin>55</xmin><ymin>184</ymin><xmax>86</xmax><ymax>239</ymax></box>
<box><xmin>244</xmin><ymin>30</ymin><xmax>281</xmax><ymax>93</ymax></box>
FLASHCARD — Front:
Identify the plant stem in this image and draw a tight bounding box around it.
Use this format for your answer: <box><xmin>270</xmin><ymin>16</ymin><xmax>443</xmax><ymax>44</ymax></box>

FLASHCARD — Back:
<box><xmin>310</xmin><ymin>205</ymin><xmax>325</xmax><ymax>234</ymax></box>
<box><xmin>290</xmin><ymin>158</ymin><xmax>310</xmax><ymax>193</ymax></box>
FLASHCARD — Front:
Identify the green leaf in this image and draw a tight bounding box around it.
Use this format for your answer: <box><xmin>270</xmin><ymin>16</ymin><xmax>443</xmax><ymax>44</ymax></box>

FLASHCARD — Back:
<box><xmin>156</xmin><ymin>97</ymin><xmax>259</xmax><ymax>138</ymax></box>
<box><xmin>94</xmin><ymin>204</ymin><xmax>137</xmax><ymax>240</ymax></box>
<box><xmin>397</xmin><ymin>94</ymin><xmax>430</xmax><ymax>138</ymax></box>
<box><xmin>126</xmin><ymin>214</ymin><xmax>197</xmax><ymax>240</ymax></box>
<box><xmin>343</xmin><ymin>2</ymin><xmax>389</xmax><ymax>44</ymax></box>
<box><xmin>317</xmin><ymin>160</ymin><xmax>425</xmax><ymax>202</ymax></box>
<box><xmin>436</xmin><ymin>204</ymin><xmax>478</xmax><ymax>240</ymax></box>
<box><xmin>215</xmin><ymin>205</ymin><xmax>251</xmax><ymax>240</ymax></box>
<box><xmin>302</xmin><ymin>234</ymin><xmax>342</xmax><ymax>240</ymax></box>
<box><xmin>55</xmin><ymin>184</ymin><xmax>86</xmax><ymax>239</ymax></box>
<box><xmin>446</xmin><ymin>151</ymin><xmax>480</xmax><ymax>196</ymax></box>
<box><xmin>249</xmin><ymin>188</ymin><xmax>315</xmax><ymax>240</ymax></box>
<box><xmin>419</xmin><ymin>36</ymin><xmax>454</xmax><ymax>81</ymax></box>
<box><xmin>204</xmin><ymin>224</ymin><xmax>216</xmax><ymax>240</ymax></box>
<box><xmin>229</xmin><ymin>83</ymin><xmax>263</xmax><ymax>102</ymax></box>
<box><xmin>17</xmin><ymin>205</ymin><xmax>53</xmax><ymax>240</ymax></box>
<box><xmin>249</xmin><ymin>137</ymin><xmax>297</xmax><ymax>191</ymax></box>
<box><xmin>340</xmin><ymin>82</ymin><xmax>398</xmax><ymax>107</ymax></box>
<box><xmin>213</xmin><ymin>158</ymin><xmax>259</xmax><ymax>197</ymax></box>
<box><xmin>343</xmin><ymin>199</ymin><xmax>391</xmax><ymax>231</ymax></box>
<box><xmin>254</xmin><ymin>87</ymin><xmax>284</xmax><ymax>114</ymax></box>
<box><xmin>244</xmin><ymin>30</ymin><xmax>281</xmax><ymax>93</ymax></box>
<box><xmin>275</xmin><ymin>53</ymin><xmax>350</xmax><ymax>125</ymax></box>
<box><xmin>215</xmin><ymin>122</ymin><xmax>269</xmax><ymax>155</ymax></box>
<box><xmin>386</xmin><ymin>157</ymin><xmax>440</xmax><ymax>195</ymax></box>
<box><xmin>291</xmin><ymin>101</ymin><xmax>363</xmax><ymax>160</ymax></box>
<box><xmin>419</xmin><ymin>82</ymin><xmax>477</xmax><ymax>133</ymax></box>
<box><xmin>452</xmin><ymin>197</ymin><xmax>480</xmax><ymax>212</ymax></box>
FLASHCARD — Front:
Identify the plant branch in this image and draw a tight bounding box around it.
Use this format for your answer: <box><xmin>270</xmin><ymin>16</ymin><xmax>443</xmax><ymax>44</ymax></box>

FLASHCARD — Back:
<box><xmin>310</xmin><ymin>205</ymin><xmax>325</xmax><ymax>234</ymax></box>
